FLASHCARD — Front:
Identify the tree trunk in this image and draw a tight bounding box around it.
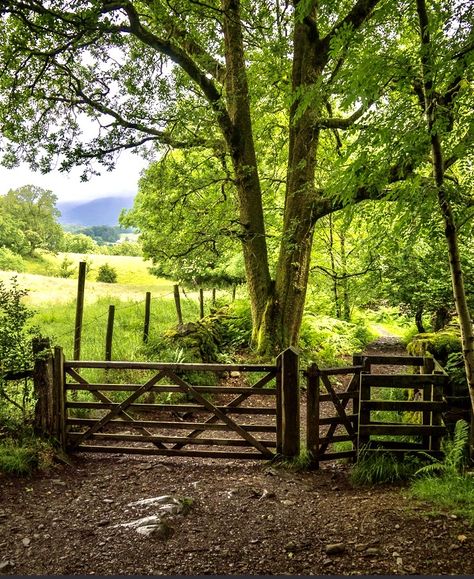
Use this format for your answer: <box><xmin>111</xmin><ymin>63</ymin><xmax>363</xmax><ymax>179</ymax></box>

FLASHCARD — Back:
<box><xmin>416</xmin><ymin>0</ymin><xmax>474</xmax><ymax>419</ymax></box>
<box><xmin>415</xmin><ymin>306</ymin><xmax>425</xmax><ymax>333</ymax></box>
<box><xmin>221</xmin><ymin>0</ymin><xmax>273</xmax><ymax>343</ymax></box>
<box><xmin>269</xmin><ymin>17</ymin><xmax>326</xmax><ymax>352</ymax></box>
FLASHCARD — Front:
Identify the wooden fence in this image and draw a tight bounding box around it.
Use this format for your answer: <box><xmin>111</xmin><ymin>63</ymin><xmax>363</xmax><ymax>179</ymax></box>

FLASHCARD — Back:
<box><xmin>305</xmin><ymin>354</ymin><xmax>450</xmax><ymax>468</ymax></box>
<box><xmin>34</xmin><ymin>346</ymin><xmax>300</xmax><ymax>460</ymax></box>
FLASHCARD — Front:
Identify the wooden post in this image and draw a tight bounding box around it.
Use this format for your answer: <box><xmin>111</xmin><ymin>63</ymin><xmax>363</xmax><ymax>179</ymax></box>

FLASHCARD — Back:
<box><xmin>276</xmin><ymin>354</ymin><xmax>283</xmax><ymax>454</ymax></box>
<box><xmin>358</xmin><ymin>356</ymin><xmax>371</xmax><ymax>453</ymax></box>
<box><xmin>306</xmin><ymin>363</ymin><xmax>320</xmax><ymax>469</ymax></box>
<box><xmin>277</xmin><ymin>347</ymin><xmax>300</xmax><ymax>458</ymax></box>
<box><xmin>423</xmin><ymin>357</ymin><xmax>435</xmax><ymax>450</ymax></box>
<box><xmin>199</xmin><ymin>288</ymin><xmax>205</xmax><ymax>319</ymax></box>
<box><xmin>105</xmin><ymin>305</ymin><xmax>115</xmax><ymax>361</ymax></box>
<box><xmin>173</xmin><ymin>284</ymin><xmax>183</xmax><ymax>325</ymax></box>
<box><xmin>232</xmin><ymin>285</ymin><xmax>236</xmax><ymax>301</ymax></box>
<box><xmin>143</xmin><ymin>291</ymin><xmax>151</xmax><ymax>343</ymax></box>
<box><xmin>33</xmin><ymin>337</ymin><xmax>55</xmax><ymax>438</ymax></box>
<box><xmin>53</xmin><ymin>347</ymin><xmax>66</xmax><ymax>450</ymax></box>
<box><xmin>212</xmin><ymin>288</ymin><xmax>216</xmax><ymax>305</ymax></box>
<box><xmin>73</xmin><ymin>261</ymin><xmax>86</xmax><ymax>360</ymax></box>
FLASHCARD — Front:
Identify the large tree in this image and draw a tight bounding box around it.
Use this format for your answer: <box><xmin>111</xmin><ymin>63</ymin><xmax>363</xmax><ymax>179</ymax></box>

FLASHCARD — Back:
<box><xmin>0</xmin><ymin>1</ymin><xmax>472</xmax><ymax>354</ymax></box>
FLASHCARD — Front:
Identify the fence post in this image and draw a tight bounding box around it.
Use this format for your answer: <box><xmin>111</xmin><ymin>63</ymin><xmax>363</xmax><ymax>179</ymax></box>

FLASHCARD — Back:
<box><xmin>73</xmin><ymin>261</ymin><xmax>86</xmax><ymax>361</ymax></box>
<box><xmin>277</xmin><ymin>347</ymin><xmax>300</xmax><ymax>458</ymax></box>
<box><xmin>143</xmin><ymin>291</ymin><xmax>151</xmax><ymax>343</ymax></box>
<box><xmin>173</xmin><ymin>284</ymin><xmax>183</xmax><ymax>325</ymax></box>
<box><xmin>358</xmin><ymin>356</ymin><xmax>371</xmax><ymax>453</ymax></box>
<box><xmin>53</xmin><ymin>347</ymin><xmax>66</xmax><ymax>451</ymax></box>
<box><xmin>199</xmin><ymin>288</ymin><xmax>205</xmax><ymax>319</ymax></box>
<box><xmin>306</xmin><ymin>363</ymin><xmax>320</xmax><ymax>469</ymax></box>
<box><xmin>33</xmin><ymin>337</ymin><xmax>55</xmax><ymax>438</ymax></box>
<box><xmin>105</xmin><ymin>305</ymin><xmax>115</xmax><ymax>361</ymax></box>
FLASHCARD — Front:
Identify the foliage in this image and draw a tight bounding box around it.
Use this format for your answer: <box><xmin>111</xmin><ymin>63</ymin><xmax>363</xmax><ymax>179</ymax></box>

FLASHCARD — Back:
<box><xmin>0</xmin><ymin>247</ymin><xmax>25</xmax><ymax>272</ymax></box>
<box><xmin>61</xmin><ymin>232</ymin><xmax>98</xmax><ymax>254</ymax></box>
<box><xmin>0</xmin><ymin>436</ymin><xmax>54</xmax><ymax>476</ymax></box>
<box><xmin>0</xmin><ymin>277</ymin><xmax>40</xmax><ymax>429</ymax></box>
<box><xmin>96</xmin><ymin>263</ymin><xmax>118</xmax><ymax>284</ymax></box>
<box><xmin>444</xmin><ymin>352</ymin><xmax>468</xmax><ymax>397</ymax></box>
<box><xmin>350</xmin><ymin>448</ymin><xmax>423</xmax><ymax>486</ymax></box>
<box><xmin>55</xmin><ymin>256</ymin><xmax>75</xmax><ymax>278</ymax></box>
<box><xmin>0</xmin><ymin>186</ymin><xmax>63</xmax><ymax>256</ymax></box>
<box><xmin>300</xmin><ymin>314</ymin><xmax>375</xmax><ymax>366</ymax></box>
<box><xmin>415</xmin><ymin>420</ymin><xmax>470</xmax><ymax>479</ymax></box>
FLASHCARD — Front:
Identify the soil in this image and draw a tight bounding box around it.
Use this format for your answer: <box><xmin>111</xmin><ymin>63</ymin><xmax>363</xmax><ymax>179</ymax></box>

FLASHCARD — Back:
<box><xmin>1</xmin><ymin>337</ymin><xmax>474</xmax><ymax>576</ymax></box>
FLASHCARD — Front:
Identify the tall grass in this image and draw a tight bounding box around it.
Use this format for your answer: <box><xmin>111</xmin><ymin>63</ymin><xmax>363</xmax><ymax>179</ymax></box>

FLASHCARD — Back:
<box><xmin>33</xmin><ymin>295</ymin><xmax>201</xmax><ymax>361</ymax></box>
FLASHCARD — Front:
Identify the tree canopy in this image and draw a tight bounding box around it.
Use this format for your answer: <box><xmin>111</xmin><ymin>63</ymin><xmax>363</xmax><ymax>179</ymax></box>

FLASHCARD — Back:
<box><xmin>0</xmin><ymin>1</ymin><xmax>473</xmax><ymax>354</ymax></box>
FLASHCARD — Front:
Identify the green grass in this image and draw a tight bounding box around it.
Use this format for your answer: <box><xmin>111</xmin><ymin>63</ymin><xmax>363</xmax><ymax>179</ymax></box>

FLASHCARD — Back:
<box><xmin>32</xmin><ymin>295</ymin><xmax>201</xmax><ymax>361</ymax></box>
<box><xmin>410</xmin><ymin>474</ymin><xmax>474</xmax><ymax>524</ymax></box>
<box><xmin>0</xmin><ymin>437</ymin><xmax>54</xmax><ymax>475</ymax></box>
<box><xmin>350</xmin><ymin>449</ymin><xmax>424</xmax><ymax>486</ymax></box>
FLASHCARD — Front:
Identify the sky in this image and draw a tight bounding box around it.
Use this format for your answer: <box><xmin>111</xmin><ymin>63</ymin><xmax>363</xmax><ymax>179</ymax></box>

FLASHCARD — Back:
<box><xmin>0</xmin><ymin>151</ymin><xmax>148</xmax><ymax>203</ymax></box>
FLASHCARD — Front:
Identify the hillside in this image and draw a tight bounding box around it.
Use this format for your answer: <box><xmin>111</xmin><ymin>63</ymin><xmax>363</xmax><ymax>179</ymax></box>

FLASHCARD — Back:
<box><xmin>57</xmin><ymin>196</ymin><xmax>135</xmax><ymax>226</ymax></box>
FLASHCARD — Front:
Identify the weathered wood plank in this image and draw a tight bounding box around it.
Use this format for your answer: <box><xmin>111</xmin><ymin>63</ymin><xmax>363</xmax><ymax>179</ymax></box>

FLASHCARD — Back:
<box><xmin>66</xmin><ymin>418</ymin><xmax>277</xmax><ymax>432</ymax></box>
<box><xmin>319</xmin><ymin>392</ymin><xmax>359</xmax><ymax>402</ymax></box>
<box><xmin>363</xmin><ymin>400</ymin><xmax>447</xmax><ymax>411</ymax></box>
<box><xmin>65</xmin><ymin>402</ymin><xmax>277</xmax><ymax>415</ymax></box>
<box><xmin>361</xmin><ymin>355</ymin><xmax>425</xmax><ymax>366</ymax></box>
<box><xmin>319</xmin><ymin>414</ymin><xmax>358</xmax><ymax>426</ymax></box>
<box><xmin>359</xmin><ymin>424</ymin><xmax>446</xmax><ymax>436</ymax></box>
<box><xmin>71</xmin><ymin>445</ymin><xmax>270</xmax><ymax>460</ymax></box>
<box><xmin>65</xmin><ymin>383</ymin><xmax>276</xmax><ymax>395</ymax></box>
<box><xmin>67</xmin><ymin>432</ymin><xmax>277</xmax><ymax>447</ymax></box>
<box><xmin>314</xmin><ymin>366</ymin><xmax>363</xmax><ymax>376</ymax></box>
<box><xmin>361</xmin><ymin>374</ymin><xmax>448</xmax><ymax>387</ymax></box>
<box><xmin>321</xmin><ymin>375</ymin><xmax>356</xmax><ymax>439</ymax></box>
<box><xmin>65</xmin><ymin>360</ymin><xmax>276</xmax><ymax>372</ymax></box>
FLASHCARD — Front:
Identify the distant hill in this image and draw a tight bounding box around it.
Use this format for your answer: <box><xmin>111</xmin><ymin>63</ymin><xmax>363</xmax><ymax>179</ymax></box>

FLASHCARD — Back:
<box><xmin>57</xmin><ymin>196</ymin><xmax>135</xmax><ymax>226</ymax></box>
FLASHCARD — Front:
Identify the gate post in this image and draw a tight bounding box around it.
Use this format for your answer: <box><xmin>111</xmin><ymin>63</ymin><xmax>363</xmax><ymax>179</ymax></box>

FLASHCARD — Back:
<box><xmin>33</xmin><ymin>337</ymin><xmax>55</xmax><ymax>438</ymax></box>
<box><xmin>53</xmin><ymin>347</ymin><xmax>67</xmax><ymax>451</ymax></box>
<box><xmin>276</xmin><ymin>347</ymin><xmax>300</xmax><ymax>458</ymax></box>
<box><xmin>306</xmin><ymin>363</ymin><xmax>320</xmax><ymax>469</ymax></box>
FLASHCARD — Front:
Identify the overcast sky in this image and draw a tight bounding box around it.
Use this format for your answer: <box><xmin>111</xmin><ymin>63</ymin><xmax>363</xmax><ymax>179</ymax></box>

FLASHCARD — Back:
<box><xmin>0</xmin><ymin>151</ymin><xmax>148</xmax><ymax>203</ymax></box>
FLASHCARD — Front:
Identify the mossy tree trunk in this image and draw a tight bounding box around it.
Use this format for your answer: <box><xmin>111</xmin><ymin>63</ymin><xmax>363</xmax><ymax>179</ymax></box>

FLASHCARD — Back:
<box><xmin>416</xmin><ymin>0</ymin><xmax>474</xmax><ymax>418</ymax></box>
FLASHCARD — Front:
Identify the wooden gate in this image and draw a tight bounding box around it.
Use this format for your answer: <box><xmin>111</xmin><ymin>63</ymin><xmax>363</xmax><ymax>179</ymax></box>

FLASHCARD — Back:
<box><xmin>306</xmin><ymin>354</ymin><xmax>449</xmax><ymax>468</ymax></box>
<box><xmin>47</xmin><ymin>347</ymin><xmax>300</xmax><ymax>460</ymax></box>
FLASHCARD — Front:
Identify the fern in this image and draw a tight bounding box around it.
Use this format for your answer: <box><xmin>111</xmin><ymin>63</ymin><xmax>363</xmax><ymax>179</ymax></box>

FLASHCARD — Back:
<box><xmin>416</xmin><ymin>420</ymin><xmax>469</xmax><ymax>478</ymax></box>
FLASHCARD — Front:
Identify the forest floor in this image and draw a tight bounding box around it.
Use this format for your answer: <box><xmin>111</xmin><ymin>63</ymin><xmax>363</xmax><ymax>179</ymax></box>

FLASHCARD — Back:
<box><xmin>1</xmin><ymin>337</ymin><xmax>474</xmax><ymax>576</ymax></box>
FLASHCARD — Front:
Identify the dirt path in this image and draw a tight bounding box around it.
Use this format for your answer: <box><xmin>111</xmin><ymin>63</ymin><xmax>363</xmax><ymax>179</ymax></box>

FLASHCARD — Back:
<box><xmin>1</xmin><ymin>336</ymin><xmax>474</xmax><ymax>576</ymax></box>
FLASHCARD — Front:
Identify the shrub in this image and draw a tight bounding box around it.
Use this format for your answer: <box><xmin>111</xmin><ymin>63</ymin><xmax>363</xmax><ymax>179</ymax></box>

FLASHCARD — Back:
<box><xmin>56</xmin><ymin>256</ymin><xmax>75</xmax><ymax>278</ymax></box>
<box><xmin>0</xmin><ymin>277</ymin><xmax>40</xmax><ymax>430</ymax></box>
<box><xmin>0</xmin><ymin>247</ymin><xmax>25</xmax><ymax>272</ymax></box>
<box><xmin>96</xmin><ymin>263</ymin><xmax>118</xmax><ymax>283</ymax></box>
<box><xmin>0</xmin><ymin>437</ymin><xmax>54</xmax><ymax>476</ymax></box>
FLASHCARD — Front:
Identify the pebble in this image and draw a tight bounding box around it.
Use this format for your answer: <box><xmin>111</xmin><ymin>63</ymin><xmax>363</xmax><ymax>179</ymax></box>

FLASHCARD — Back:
<box><xmin>0</xmin><ymin>561</ymin><xmax>13</xmax><ymax>572</ymax></box>
<box><xmin>365</xmin><ymin>548</ymin><xmax>380</xmax><ymax>556</ymax></box>
<box><xmin>21</xmin><ymin>538</ymin><xmax>31</xmax><ymax>547</ymax></box>
<box><xmin>325</xmin><ymin>543</ymin><xmax>345</xmax><ymax>555</ymax></box>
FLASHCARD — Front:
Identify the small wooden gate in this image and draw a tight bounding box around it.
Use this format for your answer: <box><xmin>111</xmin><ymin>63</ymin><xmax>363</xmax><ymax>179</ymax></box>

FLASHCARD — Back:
<box><xmin>46</xmin><ymin>347</ymin><xmax>300</xmax><ymax>461</ymax></box>
<box><xmin>306</xmin><ymin>354</ymin><xmax>449</xmax><ymax>468</ymax></box>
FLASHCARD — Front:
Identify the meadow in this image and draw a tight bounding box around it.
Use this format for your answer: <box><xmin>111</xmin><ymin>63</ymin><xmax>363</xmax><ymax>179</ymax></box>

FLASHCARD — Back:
<box><xmin>0</xmin><ymin>251</ymin><xmax>231</xmax><ymax>362</ymax></box>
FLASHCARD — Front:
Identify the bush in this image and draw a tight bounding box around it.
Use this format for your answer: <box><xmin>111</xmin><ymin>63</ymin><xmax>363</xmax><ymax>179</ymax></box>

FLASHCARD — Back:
<box><xmin>96</xmin><ymin>263</ymin><xmax>118</xmax><ymax>283</ymax></box>
<box><xmin>0</xmin><ymin>277</ymin><xmax>40</xmax><ymax>430</ymax></box>
<box><xmin>0</xmin><ymin>247</ymin><xmax>25</xmax><ymax>272</ymax></box>
<box><xmin>299</xmin><ymin>314</ymin><xmax>375</xmax><ymax>366</ymax></box>
<box><xmin>55</xmin><ymin>256</ymin><xmax>75</xmax><ymax>278</ymax></box>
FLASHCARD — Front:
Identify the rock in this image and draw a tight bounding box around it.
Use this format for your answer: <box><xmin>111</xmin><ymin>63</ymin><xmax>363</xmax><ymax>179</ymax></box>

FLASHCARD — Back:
<box><xmin>103</xmin><ymin>498</ymin><xmax>114</xmax><ymax>504</ymax></box>
<box><xmin>365</xmin><ymin>548</ymin><xmax>380</xmax><ymax>556</ymax></box>
<box><xmin>325</xmin><ymin>543</ymin><xmax>346</xmax><ymax>555</ymax></box>
<box><xmin>230</xmin><ymin>371</ymin><xmax>240</xmax><ymax>378</ymax></box>
<box><xmin>0</xmin><ymin>561</ymin><xmax>13</xmax><ymax>572</ymax></box>
<box><xmin>129</xmin><ymin>496</ymin><xmax>175</xmax><ymax>507</ymax></box>
<box><xmin>281</xmin><ymin>499</ymin><xmax>296</xmax><ymax>506</ymax></box>
<box><xmin>355</xmin><ymin>544</ymin><xmax>367</xmax><ymax>552</ymax></box>
<box><xmin>139</xmin><ymin>463</ymin><xmax>153</xmax><ymax>471</ymax></box>
<box><xmin>136</xmin><ymin>521</ymin><xmax>174</xmax><ymax>540</ymax></box>
<box><xmin>97</xmin><ymin>519</ymin><xmax>110</xmax><ymax>527</ymax></box>
<box><xmin>22</xmin><ymin>537</ymin><xmax>31</xmax><ymax>547</ymax></box>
